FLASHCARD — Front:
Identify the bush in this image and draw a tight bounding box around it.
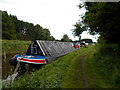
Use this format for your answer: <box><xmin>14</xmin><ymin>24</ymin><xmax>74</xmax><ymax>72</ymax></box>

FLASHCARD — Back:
<box><xmin>93</xmin><ymin>44</ymin><xmax>120</xmax><ymax>87</ymax></box>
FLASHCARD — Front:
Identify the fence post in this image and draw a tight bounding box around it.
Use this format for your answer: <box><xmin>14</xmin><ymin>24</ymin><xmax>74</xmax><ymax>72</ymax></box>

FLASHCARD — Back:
<box><xmin>3</xmin><ymin>51</ymin><xmax>6</xmax><ymax>62</ymax></box>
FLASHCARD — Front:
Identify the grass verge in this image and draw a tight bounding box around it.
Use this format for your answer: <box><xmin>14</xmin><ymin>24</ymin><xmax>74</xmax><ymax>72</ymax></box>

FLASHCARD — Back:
<box><xmin>2</xmin><ymin>40</ymin><xmax>30</xmax><ymax>55</ymax></box>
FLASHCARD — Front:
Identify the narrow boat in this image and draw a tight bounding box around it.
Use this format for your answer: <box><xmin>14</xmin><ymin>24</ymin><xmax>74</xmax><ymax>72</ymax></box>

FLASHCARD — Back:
<box><xmin>9</xmin><ymin>40</ymin><xmax>76</xmax><ymax>66</ymax></box>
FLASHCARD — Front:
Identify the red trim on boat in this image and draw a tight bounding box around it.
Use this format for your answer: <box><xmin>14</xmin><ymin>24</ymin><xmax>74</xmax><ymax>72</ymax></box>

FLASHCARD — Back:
<box><xmin>18</xmin><ymin>58</ymin><xmax>46</xmax><ymax>64</ymax></box>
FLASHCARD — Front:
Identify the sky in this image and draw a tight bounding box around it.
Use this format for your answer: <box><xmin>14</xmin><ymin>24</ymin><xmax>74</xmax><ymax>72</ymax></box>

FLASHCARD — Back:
<box><xmin>0</xmin><ymin>0</ymin><xmax>99</xmax><ymax>42</ymax></box>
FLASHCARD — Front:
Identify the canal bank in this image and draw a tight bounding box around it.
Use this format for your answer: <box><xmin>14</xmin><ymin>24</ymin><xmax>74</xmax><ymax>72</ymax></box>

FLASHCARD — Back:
<box><xmin>2</xmin><ymin>40</ymin><xmax>31</xmax><ymax>79</ymax></box>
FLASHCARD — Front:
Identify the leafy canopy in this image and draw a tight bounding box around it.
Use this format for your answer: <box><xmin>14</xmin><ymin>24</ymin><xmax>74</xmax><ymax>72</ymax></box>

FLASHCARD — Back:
<box><xmin>73</xmin><ymin>2</ymin><xmax>120</xmax><ymax>43</ymax></box>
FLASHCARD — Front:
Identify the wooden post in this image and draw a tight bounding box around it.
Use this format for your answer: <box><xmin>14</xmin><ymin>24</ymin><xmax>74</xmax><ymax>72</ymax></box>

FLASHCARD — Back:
<box><xmin>11</xmin><ymin>61</ymin><xmax>20</xmax><ymax>83</ymax></box>
<box><xmin>3</xmin><ymin>51</ymin><xmax>6</xmax><ymax>62</ymax></box>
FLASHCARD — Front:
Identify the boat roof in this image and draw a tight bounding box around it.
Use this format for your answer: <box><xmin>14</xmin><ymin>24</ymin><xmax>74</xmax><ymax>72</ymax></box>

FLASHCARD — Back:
<box><xmin>26</xmin><ymin>40</ymin><xmax>76</xmax><ymax>57</ymax></box>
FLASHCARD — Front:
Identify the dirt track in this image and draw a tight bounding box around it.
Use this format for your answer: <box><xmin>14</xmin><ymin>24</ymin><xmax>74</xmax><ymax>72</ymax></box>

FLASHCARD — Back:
<box><xmin>80</xmin><ymin>55</ymin><xmax>89</xmax><ymax>88</ymax></box>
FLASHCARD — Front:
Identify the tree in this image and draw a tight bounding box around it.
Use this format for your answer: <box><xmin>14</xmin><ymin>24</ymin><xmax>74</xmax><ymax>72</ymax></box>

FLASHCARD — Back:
<box><xmin>49</xmin><ymin>36</ymin><xmax>55</xmax><ymax>41</ymax></box>
<box><xmin>2</xmin><ymin>11</ymin><xmax>18</xmax><ymax>39</ymax></box>
<box><xmin>73</xmin><ymin>22</ymin><xmax>86</xmax><ymax>37</ymax></box>
<box><xmin>73</xmin><ymin>2</ymin><xmax>120</xmax><ymax>44</ymax></box>
<box><xmin>41</xmin><ymin>28</ymin><xmax>51</xmax><ymax>40</ymax></box>
<box><xmin>34</xmin><ymin>24</ymin><xmax>43</xmax><ymax>40</ymax></box>
<box><xmin>61</xmin><ymin>34</ymin><xmax>71</xmax><ymax>42</ymax></box>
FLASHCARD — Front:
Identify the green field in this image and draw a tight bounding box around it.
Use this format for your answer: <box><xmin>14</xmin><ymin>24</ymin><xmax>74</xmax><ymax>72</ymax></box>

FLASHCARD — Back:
<box><xmin>3</xmin><ymin>45</ymin><xmax>117</xmax><ymax>88</ymax></box>
<box><xmin>2</xmin><ymin>40</ymin><xmax>31</xmax><ymax>55</ymax></box>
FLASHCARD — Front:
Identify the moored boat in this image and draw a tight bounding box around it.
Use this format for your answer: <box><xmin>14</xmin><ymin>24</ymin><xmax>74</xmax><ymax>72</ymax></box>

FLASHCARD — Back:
<box><xmin>9</xmin><ymin>40</ymin><xmax>76</xmax><ymax>66</ymax></box>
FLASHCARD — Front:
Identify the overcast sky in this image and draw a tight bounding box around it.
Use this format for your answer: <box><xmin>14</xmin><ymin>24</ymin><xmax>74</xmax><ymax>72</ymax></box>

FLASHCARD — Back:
<box><xmin>0</xmin><ymin>0</ymin><xmax>98</xmax><ymax>42</ymax></box>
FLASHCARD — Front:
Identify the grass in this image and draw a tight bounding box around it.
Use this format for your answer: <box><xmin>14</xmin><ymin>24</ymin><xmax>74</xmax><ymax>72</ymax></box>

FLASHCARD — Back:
<box><xmin>2</xmin><ymin>40</ymin><xmax>31</xmax><ymax>55</ymax></box>
<box><xmin>84</xmin><ymin>46</ymin><xmax>114</xmax><ymax>88</ymax></box>
<box><xmin>93</xmin><ymin>44</ymin><xmax>120</xmax><ymax>88</ymax></box>
<box><xmin>3</xmin><ymin>45</ymin><xmax>117</xmax><ymax>88</ymax></box>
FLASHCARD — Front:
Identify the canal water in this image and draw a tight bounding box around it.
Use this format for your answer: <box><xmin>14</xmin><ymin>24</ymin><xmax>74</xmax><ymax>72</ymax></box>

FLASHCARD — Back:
<box><xmin>2</xmin><ymin>53</ymin><xmax>15</xmax><ymax>79</ymax></box>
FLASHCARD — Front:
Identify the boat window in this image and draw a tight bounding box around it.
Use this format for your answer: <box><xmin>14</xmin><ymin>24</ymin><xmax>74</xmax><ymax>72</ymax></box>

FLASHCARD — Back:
<box><xmin>26</xmin><ymin>41</ymin><xmax>44</xmax><ymax>56</ymax></box>
<box><xmin>31</xmin><ymin>44</ymin><xmax>38</xmax><ymax>54</ymax></box>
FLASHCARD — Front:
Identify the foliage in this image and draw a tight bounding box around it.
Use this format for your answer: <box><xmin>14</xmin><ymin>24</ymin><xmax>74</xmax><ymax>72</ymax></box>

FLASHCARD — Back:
<box><xmin>72</xmin><ymin>22</ymin><xmax>86</xmax><ymax>37</ymax></box>
<box><xmin>93</xmin><ymin>44</ymin><xmax>120</xmax><ymax>88</ymax></box>
<box><xmin>2</xmin><ymin>11</ymin><xmax>55</xmax><ymax>41</ymax></box>
<box><xmin>2</xmin><ymin>11</ymin><xmax>18</xmax><ymax>39</ymax></box>
<box><xmin>61</xmin><ymin>34</ymin><xmax>72</xmax><ymax>42</ymax></box>
<box><xmin>73</xmin><ymin>2</ymin><xmax>120</xmax><ymax>44</ymax></box>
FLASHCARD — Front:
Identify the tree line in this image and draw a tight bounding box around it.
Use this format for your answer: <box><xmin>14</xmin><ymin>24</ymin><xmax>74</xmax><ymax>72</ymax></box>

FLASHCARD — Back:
<box><xmin>1</xmin><ymin>10</ymin><xmax>55</xmax><ymax>41</ymax></box>
<box><xmin>1</xmin><ymin>10</ymin><xmax>93</xmax><ymax>43</ymax></box>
